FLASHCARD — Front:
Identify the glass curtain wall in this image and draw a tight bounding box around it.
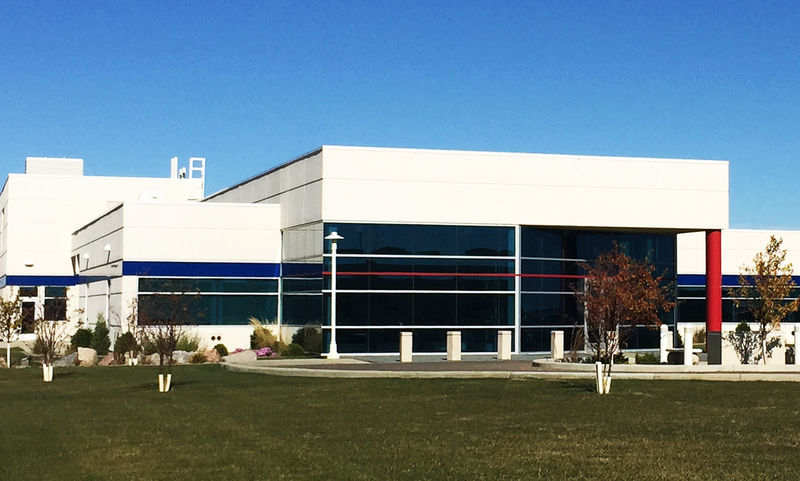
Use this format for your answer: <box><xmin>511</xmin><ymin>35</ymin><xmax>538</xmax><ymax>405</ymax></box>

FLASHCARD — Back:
<box><xmin>676</xmin><ymin>277</ymin><xmax>800</xmax><ymax>325</ymax></box>
<box><xmin>520</xmin><ymin>228</ymin><xmax>676</xmax><ymax>352</ymax></box>
<box><xmin>138</xmin><ymin>278</ymin><xmax>278</xmax><ymax>325</ymax></box>
<box><xmin>322</xmin><ymin>223</ymin><xmax>515</xmax><ymax>353</ymax></box>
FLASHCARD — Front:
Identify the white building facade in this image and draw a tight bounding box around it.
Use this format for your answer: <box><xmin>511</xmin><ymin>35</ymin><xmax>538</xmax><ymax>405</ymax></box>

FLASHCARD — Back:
<box><xmin>2</xmin><ymin>146</ymin><xmax>795</xmax><ymax>361</ymax></box>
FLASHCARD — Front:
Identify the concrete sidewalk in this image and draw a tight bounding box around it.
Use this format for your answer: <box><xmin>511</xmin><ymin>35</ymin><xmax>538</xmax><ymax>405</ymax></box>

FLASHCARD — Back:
<box><xmin>222</xmin><ymin>357</ymin><xmax>800</xmax><ymax>382</ymax></box>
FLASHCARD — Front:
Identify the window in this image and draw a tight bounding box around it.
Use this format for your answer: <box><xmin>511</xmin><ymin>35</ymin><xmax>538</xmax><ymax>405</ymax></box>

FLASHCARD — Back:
<box><xmin>138</xmin><ymin>278</ymin><xmax>278</xmax><ymax>325</ymax></box>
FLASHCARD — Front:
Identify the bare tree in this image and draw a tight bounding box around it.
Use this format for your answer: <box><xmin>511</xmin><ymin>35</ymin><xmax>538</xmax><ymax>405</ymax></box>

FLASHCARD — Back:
<box><xmin>731</xmin><ymin>235</ymin><xmax>800</xmax><ymax>364</ymax></box>
<box><xmin>0</xmin><ymin>290</ymin><xmax>22</xmax><ymax>368</ymax></box>
<box><xmin>574</xmin><ymin>244</ymin><xmax>674</xmax><ymax>393</ymax></box>
<box><xmin>130</xmin><ymin>283</ymin><xmax>201</xmax><ymax>392</ymax></box>
<box><xmin>35</xmin><ymin>317</ymin><xmax>68</xmax><ymax>382</ymax></box>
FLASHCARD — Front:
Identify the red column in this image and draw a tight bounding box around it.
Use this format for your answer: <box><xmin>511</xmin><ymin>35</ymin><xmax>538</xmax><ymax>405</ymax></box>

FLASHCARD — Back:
<box><xmin>706</xmin><ymin>229</ymin><xmax>722</xmax><ymax>364</ymax></box>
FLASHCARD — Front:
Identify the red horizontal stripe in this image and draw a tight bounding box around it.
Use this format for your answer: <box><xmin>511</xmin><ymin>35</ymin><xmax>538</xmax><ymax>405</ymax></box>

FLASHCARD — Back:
<box><xmin>323</xmin><ymin>271</ymin><xmax>587</xmax><ymax>279</ymax></box>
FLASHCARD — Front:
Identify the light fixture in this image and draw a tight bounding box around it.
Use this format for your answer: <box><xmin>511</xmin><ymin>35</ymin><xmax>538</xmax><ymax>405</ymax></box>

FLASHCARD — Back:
<box><xmin>24</xmin><ymin>260</ymin><xmax>34</xmax><ymax>268</ymax></box>
<box><xmin>103</xmin><ymin>244</ymin><xmax>111</xmax><ymax>252</ymax></box>
<box><xmin>324</xmin><ymin>231</ymin><xmax>344</xmax><ymax>360</ymax></box>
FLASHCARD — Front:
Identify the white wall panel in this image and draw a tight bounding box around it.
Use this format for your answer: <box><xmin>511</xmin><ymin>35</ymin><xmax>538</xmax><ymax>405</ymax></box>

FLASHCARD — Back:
<box><xmin>320</xmin><ymin>146</ymin><xmax>729</xmax><ymax>230</ymax></box>
<box><xmin>2</xmin><ymin>173</ymin><xmax>203</xmax><ymax>276</ymax></box>
<box><xmin>678</xmin><ymin>230</ymin><xmax>800</xmax><ymax>276</ymax></box>
<box><xmin>206</xmin><ymin>151</ymin><xmax>323</xmax><ymax>230</ymax></box>
<box><xmin>72</xmin><ymin>201</ymin><xmax>282</xmax><ymax>266</ymax></box>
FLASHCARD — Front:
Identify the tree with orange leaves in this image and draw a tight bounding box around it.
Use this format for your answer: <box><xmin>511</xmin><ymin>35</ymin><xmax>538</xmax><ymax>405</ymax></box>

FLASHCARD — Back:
<box><xmin>574</xmin><ymin>244</ymin><xmax>674</xmax><ymax>393</ymax></box>
<box><xmin>730</xmin><ymin>235</ymin><xmax>800</xmax><ymax>364</ymax></box>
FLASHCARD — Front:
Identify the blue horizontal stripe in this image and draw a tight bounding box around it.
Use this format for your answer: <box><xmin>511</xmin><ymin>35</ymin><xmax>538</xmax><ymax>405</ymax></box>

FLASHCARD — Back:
<box><xmin>678</xmin><ymin>274</ymin><xmax>800</xmax><ymax>287</ymax></box>
<box><xmin>122</xmin><ymin>261</ymin><xmax>280</xmax><ymax>277</ymax></box>
<box><xmin>3</xmin><ymin>275</ymin><xmax>80</xmax><ymax>287</ymax></box>
<box><xmin>282</xmin><ymin>263</ymin><xmax>323</xmax><ymax>277</ymax></box>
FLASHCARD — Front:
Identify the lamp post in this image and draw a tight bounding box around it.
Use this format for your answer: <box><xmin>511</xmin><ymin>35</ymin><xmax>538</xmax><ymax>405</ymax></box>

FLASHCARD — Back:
<box><xmin>325</xmin><ymin>231</ymin><xmax>343</xmax><ymax>359</ymax></box>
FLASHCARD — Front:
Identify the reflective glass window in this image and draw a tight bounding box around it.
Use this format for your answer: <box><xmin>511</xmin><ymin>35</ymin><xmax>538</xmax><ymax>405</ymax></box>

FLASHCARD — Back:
<box><xmin>457</xmin><ymin>226</ymin><xmax>514</xmax><ymax>256</ymax></box>
<box><xmin>456</xmin><ymin>259</ymin><xmax>514</xmax><ymax>291</ymax></box>
<box><xmin>413</xmin><ymin>294</ymin><xmax>457</xmax><ymax>325</ymax></box>
<box><xmin>462</xmin><ymin>329</ymin><xmax>506</xmax><ymax>352</ymax></box>
<box><xmin>19</xmin><ymin>286</ymin><xmax>37</xmax><ymax>297</ymax></box>
<box><xmin>369</xmin><ymin>258</ymin><xmax>413</xmax><ymax>290</ymax></box>
<box><xmin>369</xmin><ymin>293</ymin><xmax>413</xmax><ymax>325</ymax></box>
<box><xmin>333</xmin><ymin>293</ymin><xmax>369</xmax><ymax>326</ymax></box>
<box><xmin>413</xmin><ymin>258</ymin><xmax>457</xmax><ymax>290</ymax></box>
<box><xmin>521</xmin><ymin>327</ymin><xmax>581</xmax><ymax>352</ymax></box>
<box><xmin>282</xmin><ymin>278</ymin><xmax>322</xmax><ymax>293</ymax></box>
<box><xmin>139</xmin><ymin>278</ymin><xmax>277</xmax><ymax>293</ymax></box>
<box><xmin>412</xmin><ymin>329</ymin><xmax>447</xmax><ymax>352</ymax></box>
<box><xmin>415</xmin><ymin>225</ymin><xmax>458</xmax><ymax>255</ymax></box>
<box><xmin>282</xmin><ymin>294</ymin><xmax>322</xmax><ymax>325</ymax></box>
<box><xmin>521</xmin><ymin>259</ymin><xmax>581</xmax><ymax>292</ymax></box>
<box><xmin>520</xmin><ymin>229</ymin><xmax>563</xmax><ymax>258</ymax></box>
<box><xmin>457</xmin><ymin>294</ymin><xmax>513</xmax><ymax>326</ymax></box>
<box><xmin>521</xmin><ymin>294</ymin><xmax>578</xmax><ymax>326</ymax></box>
<box><xmin>21</xmin><ymin>302</ymin><xmax>35</xmax><ymax>333</ymax></box>
<box><xmin>324</xmin><ymin>223</ymin><xmax>514</xmax><ymax>256</ymax></box>
<box><xmin>44</xmin><ymin>298</ymin><xmax>66</xmax><ymax>321</ymax></box>
<box><xmin>44</xmin><ymin>287</ymin><xmax>67</xmax><ymax>297</ymax></box>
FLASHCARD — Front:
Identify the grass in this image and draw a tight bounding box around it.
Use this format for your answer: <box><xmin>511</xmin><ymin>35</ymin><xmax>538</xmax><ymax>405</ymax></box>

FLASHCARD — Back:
<box><xmin>1</xmin><ymin>365</ymin><xmax>799</xmax><ymax>480</ymax></box>
<box><xmin>4</xmin><ymin>347</ymin><xmax>28</xmax><ymax>366</ymax></box>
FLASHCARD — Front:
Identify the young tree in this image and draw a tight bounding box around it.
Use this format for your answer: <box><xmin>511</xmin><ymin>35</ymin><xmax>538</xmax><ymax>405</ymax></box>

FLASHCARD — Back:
<box><xmin>731</xmin><ymin>235</ymin><xmax>800</xmax><ymax>364</ymax></box>
<box><xmin>35</xmin><ymin>317</ymin><xmax>67</xmax><ymax>382</ymax></box>
<box><xmin>574</xmin><ymin>244</ymin><xmax>674</xmax><ymax>393</ymax></box>
<box><xmin>131</xmin><ymin>283</ymin><xmax>201</xmax><ymax>392</ymax></box>
<box><xmin>0</xmin><ymin>291</ymin><xmax>22</xmax><ymax>368</ymax></box>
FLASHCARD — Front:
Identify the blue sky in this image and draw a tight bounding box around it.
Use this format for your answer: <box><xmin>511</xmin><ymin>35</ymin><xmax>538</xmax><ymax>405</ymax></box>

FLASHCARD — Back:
<box><xmin>1</xmin><ymin>1</ymin><xmax>799</xmax><ymax>228</ymax></box>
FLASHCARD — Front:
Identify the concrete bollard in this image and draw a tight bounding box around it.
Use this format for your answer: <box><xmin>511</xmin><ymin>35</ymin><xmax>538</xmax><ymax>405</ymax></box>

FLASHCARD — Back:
<box><xmin>550</xmin><ymin>330</ymin><xmax>564</xmax><ymax>360</ymax></box>
<box><xmin>683</xmin><ymin>325</ymin><xmax>693</xmax><ymax>366</ymax></box>
<box><xmin>795</xmin><ymin>324</ymin><xmax>800</xmax><ymax>366</ymax></box>
<box><xmin>497</xmin><ymin>330</ymin><xmax>512</xmax><ymax>360</ymax></box>
<box><xmin>659</xmin><ymin>324</ymin><xmax>671</xmax><ymax>364</ymax></box>
<box><xmin>447</xmin><ymin>331</ymin><xmax>461</xmax><ymax>361</ymax></box>
<box><xmin>400</xmin><ymin>331</ymin><xmax>413</xmax><ymax>363</ymax></box>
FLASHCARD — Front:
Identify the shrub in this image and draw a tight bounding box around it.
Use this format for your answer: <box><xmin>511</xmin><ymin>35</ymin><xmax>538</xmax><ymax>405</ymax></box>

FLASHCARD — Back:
<box><xmin>189</xmin><ymin>351</ymin><xmax>206</xmax><ymax>364</ymax></box>
<box><xmin>91</xmin><ymin>319</ymin><xmax>111</xmax><ymax>355</ymax></box>
<box><xmin>692</xmin><ymin>328</ymin><xmax>706</xmax><ymax>346</ymax></box>
<box><xmin>71</xmin><ymin>328</ymin><xmax>93</xmax><ymax>348</ymax></box>
<box><xmin>33</xmin><ymin>336</ymin><xmax>44</xmax><ymax>355</ymax></box>
<box><xmin>612</xmin><ymin>352</ymin><xmax>628</xmax><ymax>364</ymax></box>
<box><xmin>176</xmin><ymin>333</ymin><xmax>200</xmax><ymax>352</ymax></box>
<box><xmin>273</xmin><ymin>340</ymin><xmax>289</xmax><ymax>356</ymax></box>
<box><xmin>726</xmin><ymin>321</ymin><xmax>760</xmax><ymax>364</ymax></box>
<box><xmin>285</xmin><ymin>343</ymin><xmax>305</xmax><ymax>357</ymax></box>
<box><xmin>787</xmin><ymin>346</ymin><xmax>795</xmax><ymax>365</ymax></box>
<box><xmin>249</xmin><ymin>317</ymin><xmax>276</xmax><ymax>349</ymax></box>
<box><xmin>635</xmin><ymin>352</ymin><xmax>660</xmax><ymax>364</ymax></box>
<box><xmin>114</xmin><ymin>331</ymin><xmax>138</xmax><ymax>354</ymax></box>
<box><xmin>292</xmin><ymin>327</ymin><xmax>322</xmax><ymax>353</ymax></box>
<box><xmin>213</xmin><ymin>343</ymin><xmax>228</xmax><ymax>357</ymax></box>
<box><xmin>9</xmin><ymin>347</ymin><xmax>27</xmax><ymax>366</ymax></box>
<box><xmin>141</xmin><ymin>338</ymin><xmax>158</xmax><ymax>355</ymax></box>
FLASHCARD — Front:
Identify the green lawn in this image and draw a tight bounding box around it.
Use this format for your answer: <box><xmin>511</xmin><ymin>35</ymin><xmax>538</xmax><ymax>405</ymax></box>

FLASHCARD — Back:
<box><xmin>1</xmin><ymin>365</ymin><xmax>799</xmax><ymax>480</ymax></box>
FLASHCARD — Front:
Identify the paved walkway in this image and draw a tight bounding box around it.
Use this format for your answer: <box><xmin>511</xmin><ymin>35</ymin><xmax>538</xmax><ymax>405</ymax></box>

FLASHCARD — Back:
<box><xmin>222</xmin><ymin>356</ymin><xmax>800</xmax><ymax>382</ymax></box>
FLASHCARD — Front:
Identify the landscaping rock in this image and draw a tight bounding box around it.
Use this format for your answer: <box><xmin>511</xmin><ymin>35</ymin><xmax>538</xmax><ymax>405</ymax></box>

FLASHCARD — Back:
<box><xmin>0</xmin><ymin>357</ymin><xmax>6</xmax><ymax>368</ymax></box>
<box><xmin>54</xmin><ymin>352</ymin><xmax>77</xmax><ymax>367</ymax></box>
<box><xmin>98</xmin><ymin>353</ymin><xmax>115</xmax><ymax>366</ymax></box>
<box><xmin>77</xmin><ymin>347</ymin><xmax>98</xmax><ymax>367</ymax></box>
<box><xmin>172</xmin><ymin>350</ymin><xmax>191</xmax><ymax>364</ymax></box>
<box><xmin>204</xmin><ymin>349</ymin><xmax>221</xmax><ymax>363</ymax></box>
<box><xmin>222</xmin><ymin>349</ymin><xmax>256</xmax><ymax>363</ymax></box>
<box><xmin>147</xmin><ymin>353</ymin><xmax>161</xmax><ymax>365</ymax></box>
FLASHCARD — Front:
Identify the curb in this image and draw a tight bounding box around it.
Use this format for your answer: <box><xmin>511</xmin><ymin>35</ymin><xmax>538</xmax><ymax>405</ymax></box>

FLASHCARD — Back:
<box><xmin>222</xmin><ymin>363</ymin><xmax>800</xmax><ymax>382</ymax></box>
